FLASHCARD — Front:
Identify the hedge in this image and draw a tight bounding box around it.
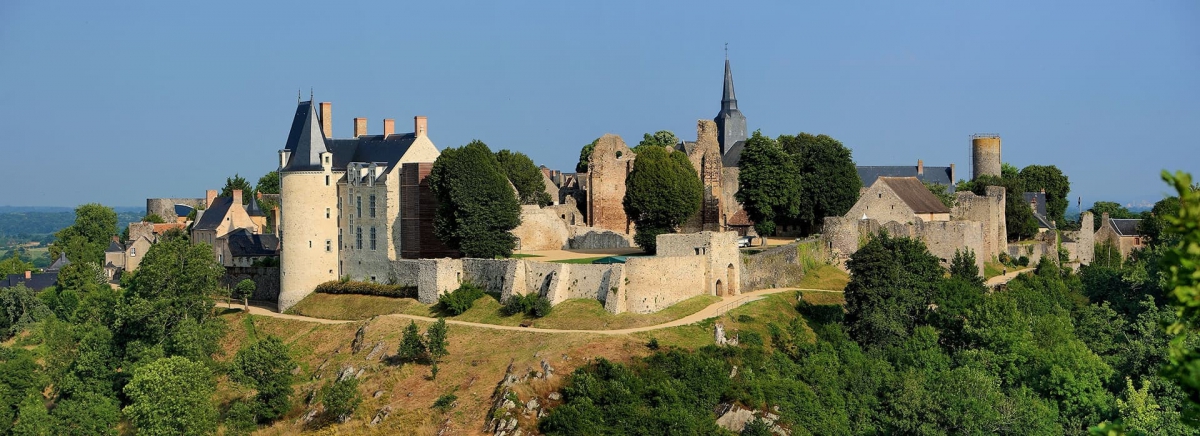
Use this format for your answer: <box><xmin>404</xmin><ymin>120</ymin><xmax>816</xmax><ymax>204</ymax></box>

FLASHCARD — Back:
<box><xmin>314</xmin><ymin>280</ymin><xmax>417</xmax><ymax>298</ymax></box>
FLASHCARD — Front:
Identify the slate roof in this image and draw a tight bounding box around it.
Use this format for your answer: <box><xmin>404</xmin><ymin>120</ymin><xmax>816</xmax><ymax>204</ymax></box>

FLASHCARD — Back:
<box><xmin>1109</xmin><ymin>219</ymin><xmax>1142</xmax><ymax>237</ymax></box>
<box><xmin>245</xmin><ymin>195</ymin><xmax>265</xmax><ymax>217</ymax></box>
<box><xmin>879</xmin><ymin>177</ymin><xmax>951</xmax><ymax>214</ymax></box>
<box><xmin>46</xmin><ymin>253</ymin><xmax>70</xmax><ymax>272</ymax></box>
<box><xmin>2</xmin><ymin>272</ymin><xmax>57</xmax><ymax>291</ymax></box>
<box><xmin>106</xmin><ymin>241</ymin><xmax>124</xmax><ymax>253</ymax></box>
<box><xmin>223</xmin><ymin>228</ymin><xmax>280</xmax><ymax>257</ymax></box>
<box><xmin>721</xmin><ymin>140</ymin><xmax>746</xmax><ymax>167</ymax></box>
<box><xmin>858</xmin><ymin>166</ymin><xmax>956</xmax><ymax>192</ymax></box>
<box><xmin>282</xmin><ymin>101</ymin><xmax>422</xmax><ymax>174</ymax></box>
<box><xmin>193</xmin><ymin>197</ymin><xmax>233</xmax><ymax>231</ymax></box>
<box><xmin>1023</xmin><ymin>192</ymin><xmax>1055</xmax><ymax>229</ymax></box>
<box><xmin>174</xmin><ymin>204</ymin><xmax>195</xmax><ymax>218</ymax></box>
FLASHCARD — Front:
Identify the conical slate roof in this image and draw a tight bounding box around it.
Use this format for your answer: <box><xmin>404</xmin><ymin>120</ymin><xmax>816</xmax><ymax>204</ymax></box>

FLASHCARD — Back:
<box><xmin>714</xmin><ymin>57</ymin><xmax>747</xmax><ymax>159</ymax></box>
<box><xmin>245</xmin><ymin>194</ymin><xmax>266</xmax><ymax>217</ymax></box>
<box><xmin>721</xmin><ymin>59</ymin><xmax>738</xmax><ymax>111</ymax></box>
<box><xmin>281</xmin><ymin>101</ymin><xmax>329</xmax><ymax>172</ymax></box>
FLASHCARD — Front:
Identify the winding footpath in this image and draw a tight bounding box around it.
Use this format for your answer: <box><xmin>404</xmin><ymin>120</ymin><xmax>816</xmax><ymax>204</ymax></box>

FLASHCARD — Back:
<box><xmin>985</xmin><ymin>267</ymin><xmax>1034</xmax><ymax>287</ymax></box>
<box><xmin>235</xmin><ymin>287</ymin><xmax>845</xmax><ymax>335</ymax></box>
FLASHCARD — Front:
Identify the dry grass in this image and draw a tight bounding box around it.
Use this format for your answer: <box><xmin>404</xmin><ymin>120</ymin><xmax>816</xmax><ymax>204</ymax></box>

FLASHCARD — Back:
<box><xmin>796</xmin><ymin>264</ymin><xmax>850</xmax><ymax>291</ymax></box>
<box><xmin>285</xmin><ymin>293</ymin><xmax>422</xmax><ymax>320</ymax></box>
<box><xmin>799</xmin><ymin>290</ymin><xmax>845</xmax><ymax>306</ymax></box>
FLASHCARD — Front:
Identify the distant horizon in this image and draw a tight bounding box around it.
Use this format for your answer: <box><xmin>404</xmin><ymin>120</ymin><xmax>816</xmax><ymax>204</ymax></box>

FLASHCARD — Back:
<box><xmin>2</xmin><ymin>1</ymin><xmax>1196</xmax><ymax>207</ymax></box>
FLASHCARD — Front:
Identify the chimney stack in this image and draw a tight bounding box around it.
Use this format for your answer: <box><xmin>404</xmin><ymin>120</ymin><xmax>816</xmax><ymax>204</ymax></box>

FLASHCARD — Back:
<box><xmin>917</xmin><ymin>159</ymin><xmax>924</xmax><ymax>175</ymax></box>
<box><xmin>950</xmin><ymin>163</ymin><xmax>956</xmax><ymax>182</ymax></box>
<box><xmin>383</xmin><ymin>119</ymin><xmax>395</xmax><ymax>137</ymax></box>
<box><xmin>233</xmin><ymin>189</ymin><xmax>243</xmax><ymax>206</ymax></box>
<box><xmin>320</xmin><ymin>102</ymin><xmax>332</xmax><ymax>139</ymax></box>
<box><xmin>205</xmin><ymin>190</ymin><xmax>217</xmax><ymax>207</ymax></box>
<box><xmin>414</xmin><ymin>116</ymin><xmax>427</xmax><ymax>137</ymax></box>
<box><xmin>273</xmin><ymin>206</ymin><xmax>281</xmax><ymax>236</ymax></box>
<box><xmin>354</xmin><ymin>117</ymin><xmax>367</xmax><ymax>137</ymax></box>
<box><xmin>24</xmin><ymin>271</ymin><xmax>31</xmax><ymax>280</ymax></box>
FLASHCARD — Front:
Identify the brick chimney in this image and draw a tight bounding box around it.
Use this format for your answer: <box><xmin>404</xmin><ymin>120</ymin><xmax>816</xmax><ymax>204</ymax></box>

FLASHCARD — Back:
<box><xmin>383</xmin><ymin>118</ymin><xmax>395</xmax><ymax>137</ymax></box>
<box><xmin>917</xmin><ymin>159</ymin><xmax>924</xmax><ymax>175</ymax></box>
<box><xmin>320</xmin><ymin>102</ymin><xmax>332</xmax><ymax>139</ymax></box>
<box><xmin>354</xmin><ymin>117</ymin><xmax>367</xmax><ymax>137</ymax></box>
<box><xmin>24</xmin><ymin>271</ymin><xmax>31</xmax><ymax>280</ymax></box>
<box><xmin>414</xmin><ymin>116</ymin><xmax>427</xmax><ymax>137</ymax></box>
<box><xmin>233</xmin><ymin>189</ymin><xmax>243</xmax><ymax>206</ymax></box>
<box><xmin>205</xmin><ymin>190</ymin><xmax>217</xmax><ymax>207</ymax></box>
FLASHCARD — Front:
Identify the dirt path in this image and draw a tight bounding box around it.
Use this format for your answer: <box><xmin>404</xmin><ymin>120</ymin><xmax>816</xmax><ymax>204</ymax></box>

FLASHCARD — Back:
<box><xmin>238</xmin><ymin>287</ymin><xmax>843</xmax><ymax>335</ymax></box>
<box><xmin>985</xmin><ymin>267</ymin><xmax>1034</xmax><ymax>287</ymax></box>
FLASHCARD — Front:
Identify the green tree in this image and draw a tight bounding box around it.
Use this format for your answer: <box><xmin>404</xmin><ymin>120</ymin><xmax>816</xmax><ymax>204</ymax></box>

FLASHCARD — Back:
<box><xmin>50</xmin><ymin>392</ymin><xmax>119</xmax><ymax>436</ymax></box>
<box><xmin>231</xmin><ymin>336</ymin><xmax>295</xmax><ymax>422</ymax></box>
<box><xmin>923</xmin><ymin>181</ymin><xmax>956</xmax><ymax>209</ymax></box>
<box><xmin>843</xmin><ymin>233</ymin><xmax>943</xmax><ymax>348</ymax></box>
<box><xmin>123</xmin><ymin>356</ymin><xmax>217</xmax><ymax>436</ymax></box>
<box><xmin>623</xmin><ymin>146</ymin><xmax>703</xmax><ymax>253</ymax></box>
<box><xmin>576</xmin><ymin>138</ymin><xmax>598</xmax><ymax>173</ymax></box>
<box><xmin>0</xmin><ymin>285</ymin><xmax>52</xmax><ymax>339</ymax></box>
<box><xmin>426</xmin><ymin>318</ymin><xmax>448</xmax><ymax>379</ymax></box>
<box><xmin>495</xmin><ymin>149</ymin><xmax>552</xmax><ymax>206</ymax></box>
<box><xmin>736</xmin><ymin>131</ymin><xmax>803</xmax><ymax>237</ymax></box>
<box><xmin>397</xmin><ymin>321</ymin><xmax>427</xmax><ymax>364</ymax></box>
<box><xmin>1139</xmin><ymin>196</ymin><xmax>1180</xmax><ymax>246</ymax></box>
<box><xmin>779</xmin><ymin>133</ymin><xmax>862</xmax><ymax>233</ymax></box>
<box><xmin>1089</xmin><ymin>201</ymin><xmax>1136</xmax><ymax>231</ymax></box>
<box><xmin>141</xmin><ymin>214</ymin><xmax>166</xmax><ymax>224</ymax></box>
<box><xmin>321</xmin><ymin>377</ymin><xmax>361</xmax><ymax>423</ymax></box>
<box><xmin>1159</xmin><ymin>171</ymin><xmax>1200</xmax><ymax>421</ymax></box>
<box><xmin>234</xmin><ymin>279</ymin><xmax>255</xmax><ymax>309</ymax></box>
<box><xmin>634</xmin><ymin>130</ymin><xmax>680</xmax><ymax>152</ymax></box>
<box><xmin>429</xmin><ymin>141</ymin><xmax>522</xmax><ymax>258</ymax></box>
<box><xmin>949</xmin><ymin>248</ymin><xmax>984</xmax><ymax>288</ymax></box>
<box><xmin>962</xmin><ymin>174</ymin><xmax>1038</xmax><ymax>241</ymax></box>
<box><xmin>0</xmin><ymin>254</ymin><xmax>33</xmax><ymax>277</ymax></box>
<box><xmin>50</xmin><ymin>204</ymin><xmax>118</xmax><ymax>265</ymax></box>
<box><xmin>11</xmin><ymin>392</ymin><xmax>51</xmax><ymax>436</ymax></box>
<box><xmin>1019</xmin><ymin>165</ymin><xmax>1071</xmax><ymax>226</ymax></box>
<box><xmin>221</xmin><ymin>174</ymin><xmax>254</xmax><ymax>204</ymax></box>
<box><xmin>255</xmin><ymin>171</ymin><xmax>280</xmax><ymax>195</ymax></box>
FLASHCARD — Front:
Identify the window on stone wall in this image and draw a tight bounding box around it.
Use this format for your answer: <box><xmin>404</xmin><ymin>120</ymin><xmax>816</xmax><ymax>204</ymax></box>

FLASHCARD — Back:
<box><xmin>356</xmin><ymin>227</ymin><xmax>362</xmax><ymax>249</ymax></box>
<box><xmin>326</xmin><ymin>208</ymin><xmax>331</xmax><ymax>219</ymax></box>
<box><xmin>326</xmin><ymin>239</ymin><xmax>332</xmax><ymax>252</ymax></box>
<box><xmin>131</xmin><ymin>248</ymin><xmax>136</xmax><ymax>257</ymax></box>
<box><xmin>370</xmin><ymin>195</ymin><xmax>376</xmax><ymax>218</ymax></box>
<box><xmin>339</xmin><ymin>229</ymin><xmax>342</xmax><ymax>248</ymax></box>
<box><xmin>326</xmin><ymin>175</ymin><xmax>330</xmax><ymax>186</ymax></box>
<box><xmin>370</xmin><ymin>227</ymin><xmax>377</xmax><ymax>250</ymax></box>
<box><xmin>357</xmin><ymin>196</ymin><xmax>362</xmax><ymax>218</ymax></box>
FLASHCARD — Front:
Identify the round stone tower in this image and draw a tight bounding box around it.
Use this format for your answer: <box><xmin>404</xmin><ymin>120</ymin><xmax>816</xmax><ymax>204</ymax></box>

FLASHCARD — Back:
<box><xmin>971</xmin><ymin>134</ymin><xmax>1001</xmax><ymax>180</ymax></box>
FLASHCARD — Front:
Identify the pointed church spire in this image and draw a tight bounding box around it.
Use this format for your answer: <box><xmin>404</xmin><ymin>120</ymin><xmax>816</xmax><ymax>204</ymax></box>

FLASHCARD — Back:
<box><xmin>721</xmin><ymin>58</ymin><xmax>738</xmax><ymax>111</ymax></box>
<box><xmin>714</xmin><ymin>52</ymin><xmax>747</xmax><ymax>158</ymax></box>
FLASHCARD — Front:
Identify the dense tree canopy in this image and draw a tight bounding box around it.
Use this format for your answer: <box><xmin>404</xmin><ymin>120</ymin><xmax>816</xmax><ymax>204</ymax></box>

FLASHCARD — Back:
<box><xmin>255</xmin><ymin>171</ymin><xmax>280</xmax><ymax>195</ymax></box>
<box><xmin>843</xmin><ymin>233</ymin><xmax>944</xmax><ymax>348</ymax></box>
<box><xmin>1019</xmin><ymin>165</ymin><xmax>1071</xmax><ymax>226</ymax></box>
<box><xmin>575</xmin><ymin>138</ymin><xmax>598</xmax><ymax>173</ymax></box>
<box><xmin>429</xmin><ymin>140</ymin><xmax>522</xmax><ymax>258</ymax></box>
<box><xmin>495</xmin><ymin>149</ymin><xmax>553</xmax><ymax>206</ymax></box>
<box><xmin>1088</xmin><ymin>201</ymin><xmax>1137</xmax><ymax>231</ymax></box>
<box><xmin>623</xmin><ymin>146</ymin><xmax>702</xmax><ymax>253</ymax></box>
<box><xmin>634</xmin><ymin>130</ymin><xmax>680</xmax><ymax>152</ymax></box>
<box><xmin>1159</xmin><ymin>171</ymin><xmax>1200</xmax><ymax>422</ymax></box>
<box><xmin>778</xmin><ymin>133</ymin><xmax>861</xmax><ymax>233</ymax></box>
<box><xmin>220</xmin><ymin>174</ymin><xmax>254</xmax><ymax>203</ymax></box>
<box><xmin>736</xmin><ymin>132</ymin><xmax>802</xmax><ymax>237</ymax></box>
<box><xmin>231</xmin><ymin>336</ymin><xmax>295</xmax><ymax>422</ymax></box>
<box><xmin>50</xmin><ymin>204</ymin><xmax>118</xmax><ymax>265</ymax></box>
<box><xmin>123</xmin><ymin>356</ymin><xmax>217</xmax><ymax>436</ymax></box>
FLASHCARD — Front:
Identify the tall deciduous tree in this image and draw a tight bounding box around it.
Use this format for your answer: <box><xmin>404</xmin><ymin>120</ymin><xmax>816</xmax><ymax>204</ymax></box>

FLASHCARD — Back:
<box><xmin>221</xmin><ymin>174</ymin><xmax>254</xmax><ymax>204</ymax></box>
<box><xmin>50</xmin><ymin>204</ymin><xmax>118</xmax><ymax>265</ymax></box>
<box><xmin>231</xmin><ymin>336</ymin><xmax>295</xmax><ymax>422</ymax></box>
<box><xmin>255</xmin><ymin>171</ymin><xmax>280</xmax><ymax>195</ymax></box>
<box><xmin>843</xmin><ymin>233</ymin><xmax>944</xmax><ymax>348</ymax></box>
<box><xmin>576</xmin><ymin>138</ymin><xmax>598</xmax><ymax>173</ymax></box>
<box><xmin>1019</xmin><ymin>165</ymin><xmax>1071</xmax><ymax>226</ymax></box>
<box><xmin>429</xmin><ymin>141</ymin><xmax>522</xmax><ymax>258</ymax></box>
<box><xmin>123</xmin><ymin>356</ymin><xmax>217</xmax><ymax>436</ymax></box>
<box><xmin>1088</xmin><ymin>201</ymin><xmax>1137</xmax><ymax>231</ymax></box>
<box><xmin>495</xmin><ymin>150</ymin><xmax>552</xmax><ymax>206</ymax></box>
<box><xmin>623</xmin><ymin>146</ymin><xmax>703</xmax><ymax>253</ymax></box>
<box><xmin>1159</xmin><ymin>171</ymin><xmax>1200</xmax><ymax>420</ymax></box>
<box><xmin>778</xmin><ymin>133</ymin><xmax>861</xmax><ymax>233</ymax></box>
<box><xmin>736</xmin><ymin>132</ymin><xmax>803</xmax><ymax>237</ymax></box>
<box><xmin>634</xmin><ymin>130</ymin><xmax>680</xmax><ymax>152</ymax></box>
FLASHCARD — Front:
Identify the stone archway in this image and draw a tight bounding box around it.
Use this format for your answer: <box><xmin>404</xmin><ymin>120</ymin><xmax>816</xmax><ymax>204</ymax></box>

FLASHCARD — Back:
<box><xmin>715</xmin><ymin>279</ymin><xmax>725</xmax><ymax>297</ymax></box>
<box><xmin>727</xmin><ymin>263</ymin><xmax>736</xmax><ymax>296</ymax></box>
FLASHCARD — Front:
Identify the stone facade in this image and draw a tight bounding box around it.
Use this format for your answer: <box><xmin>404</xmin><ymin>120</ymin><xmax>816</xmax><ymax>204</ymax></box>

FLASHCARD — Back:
<box><xmin>951</xmin><ymin>187</ymin><xmax>1007</xmax><ymax>262</ymax></box>
<box><xmin>221</xmin><ymin>267</ymin><xmax>281</xmax><ymax>302</ymax></box>
<box><xmin>586</xmin><ymin>134</ymin><xmax>635</xmax><ymax>234</ymax></box>
<box><xmin>146</xmin><ymin>197</ymin><xmax>205</xmax><ymax>222</ymax></box>
<box><xmin>971</xmin><ymin>134</ymin><xmax>1002</xmax><ymax>180</ymax></box>
<box><xmin>511</xmin><ymin>205</ymin><xmax>571</xmax><ymax>250</ymax></box>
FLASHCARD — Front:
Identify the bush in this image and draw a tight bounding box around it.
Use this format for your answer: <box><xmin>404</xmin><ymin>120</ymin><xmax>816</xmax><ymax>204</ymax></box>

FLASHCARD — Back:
<box><xmin>998</xmin><ymin>252</ymin><xmax>1011</xmax><ymax>265</ymax></box>
<box><xmin>224</xmin><ymin>398</ymin><xmax>258</xmax><ymax>435</ymax></box>
<box><xmin>315</xmin><ymin>280</ymin><xmax>416</xmax><ymax>298</ymax></box>
<box><xmin>647</xmin><ymin>338</ymin><xmax>660</xmax><ymax>350</ymax></box>
<box><xmin>321</xmin><ymin>377</ymin><xmax>361</xmax><ymax>423</ymax></box>
<box><xmin>438</xmin><ymin>283</ymin><xmax>485</xmax><ymax>316</ymax></box>
<box><xmin>1017</xmin><ymin>256</ymin><xmax>1030</xmax><ymax>267</ymax></box>
<box><xmin>740</xmin><ymin>331</ymin><xmax>764</xmax><ymax>347</ymax></box>
<box><xmin>737</xmin><ymin>314</ymin><xmax>755</xmax><ymax>323</ymax></box>
<box><xmin>432</xmin><ymin>394</ymin><xmax>457</xmax><ymax>412</ymax></box>
<box><xmin>500</xmin><ymin>293</ymin><xmax>553</xmax><ymax>318</ymax></box>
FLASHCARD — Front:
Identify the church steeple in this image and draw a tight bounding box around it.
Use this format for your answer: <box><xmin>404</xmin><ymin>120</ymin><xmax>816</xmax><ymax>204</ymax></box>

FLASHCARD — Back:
<box><xmin>714</xmin><ymin>53</ymin><xmax>747</xmax><ymax>159</ymax></box>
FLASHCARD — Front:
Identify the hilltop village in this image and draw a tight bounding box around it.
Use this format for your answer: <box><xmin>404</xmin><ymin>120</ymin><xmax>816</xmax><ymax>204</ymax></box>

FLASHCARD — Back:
<box><xmin>4</xmin><ymin>57</ymin><xmax>1193</xmax><ymax>436</ymax></box>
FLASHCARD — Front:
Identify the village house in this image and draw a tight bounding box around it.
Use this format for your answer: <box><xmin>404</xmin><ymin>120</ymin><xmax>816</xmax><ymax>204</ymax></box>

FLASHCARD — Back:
<box><xmin>1096</xmin><ymin>213</ymin><xmax>1145</xmax><ymax>259</ymax></box>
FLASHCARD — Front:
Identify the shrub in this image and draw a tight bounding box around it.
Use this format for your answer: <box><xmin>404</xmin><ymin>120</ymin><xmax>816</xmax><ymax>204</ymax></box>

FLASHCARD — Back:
<box><xmin>998</xmin><ymin>252</ymin><xmax>1011</xmax><ymax>265</ymax></box>
<box><xmin>321</xmin><ymin>377</ymin><xmax>361</xmax><ymax>423</ymax></box>
<box><xmin>737</xmin><ymin>314</ymin><xmax>755</xmax><ymax>323</ymax></box>
<box><xmin>740</xmin><ymin>331</ymin><xmax>764</xmax><ymax>347</ymax></box>
<box><xmin>1017</xmin><ymin>256</ymin><xmax>1030</xmax><ymax>267</ymax></box>
<box><xmin>647</xmin><ymin>338</ymin><xmax>660</xmax><ymax>350</ymax></box>
<box><xmin>500</xmin><ymin>293</ymin><xmax>553</xmax><ymax>318</ymax></box>
<box><xmin>315</xmin><ymin>280</ymin><xmax>416</xmax><ymax>298</ymax></box>
<box><xmin>432</xmin><ymin>394</ymin><xmax>457</xmax><ymax>412</ymax></box>
<box><xmin>438</xmin><ymin>283</ymin><xmax>485</xmax><ymax>316</ymax></box>
<box><xmin>224</xmin><ymin>398</ymin><xmax>258</xmax><ymax>435</ymax></box>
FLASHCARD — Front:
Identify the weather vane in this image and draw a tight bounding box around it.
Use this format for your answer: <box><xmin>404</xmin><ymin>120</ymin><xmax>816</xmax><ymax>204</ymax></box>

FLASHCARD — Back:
<box><xmin>724</xmin><ymin>43</ymin><xmax>728</xmax><ymax>60</ymax></box>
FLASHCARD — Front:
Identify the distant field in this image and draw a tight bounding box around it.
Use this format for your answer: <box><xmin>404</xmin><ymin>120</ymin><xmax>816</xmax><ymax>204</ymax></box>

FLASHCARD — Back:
<box><xmin>0</xmin><ymin>209</ymin><xmax>143</xmax><ymax>243</ymax></box>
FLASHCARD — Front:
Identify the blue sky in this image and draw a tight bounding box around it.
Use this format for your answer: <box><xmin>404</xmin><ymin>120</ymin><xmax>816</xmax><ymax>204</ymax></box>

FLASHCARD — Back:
<box><xmin>1</xmin><ymin>1</ymin><xmax>1196</xmax><ymax>209</ymax></box>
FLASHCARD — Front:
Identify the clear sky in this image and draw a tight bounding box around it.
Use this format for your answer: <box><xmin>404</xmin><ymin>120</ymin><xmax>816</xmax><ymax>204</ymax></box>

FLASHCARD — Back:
<box><xmin>1</xmin><ymin>1</ymin><xmax>1197</xmax><ymax>210</ymax></box>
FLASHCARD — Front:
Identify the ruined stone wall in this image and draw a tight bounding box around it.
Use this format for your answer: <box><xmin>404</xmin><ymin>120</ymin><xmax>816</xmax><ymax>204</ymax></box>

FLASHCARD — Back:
<box><xmin>740</xmin><ymin>243</ymin><xmax>807</xmax><ymax>291</ymax></box>
<box><xmin>511</xmin><ymin>206</ymin><xmax>571</xmax><ymax>250</ymax></box>
<box><xmin>657</xmin><ymin>231</ymin><xmax>741</xmax><ymax>296</ymax></box>
<box><xmin>222</xmin><ymin>267</ymin><xmax>281</xmax><ymax>302</ymax></box>
<box><xmin>463</xmin><ymin>258</ymin><xmax>525</xmax><ymax>298</ymax></box>
<box><xmin>417</xmin><ymin>258</ymin><xmax>462</xmax><ymax>304</ymax></box>
<box><xmin>545</xmin><ymin>203</ymin><xmax>584</xmax><ymax>226</ymax></box>
<box><xmin>619</xmin><ymin>256</ymin><xmax>708</xmax><ymax>314</ymax></box>
<box><xmin>720</xmin><ymin>167</ymin><xmax>744</xmax><ymax>227</ymax></box>
<box><xmin>824</xmin><ymin>217</ymin><xmax>985</xmax><ymax>275</ymax></box>
<box><xmin>147</xmin><ymin>198</ymin><xmax>205</xmax><ymax>221</ymax></box>
<box><xmin>387</xmin><ymin>260</ymin><xmax>420</xmax><ymax>287</ymax></box>
<box><xmin>1077</xmin><ymin>212</ymin><xmax>1095</xmax><ymax>265</ymax></box>
<box><xmin>587</xmin><ymin>134</ymin><xmax>635</xmax><ymax>234</ymax></box>
<box><xmin>567</xmin><ymin>226</ymin><xmax>633</xmax><ymax>249</ymax></box>
<box><xmin>1009</xmin><ymin>242</ymin><xmax>1050</xmax><ymax>265</ymax></box>
<box><xmin>951</xmin><ymin>186</ymin><xmax>1006</xmax><ymax>261</ymax></box>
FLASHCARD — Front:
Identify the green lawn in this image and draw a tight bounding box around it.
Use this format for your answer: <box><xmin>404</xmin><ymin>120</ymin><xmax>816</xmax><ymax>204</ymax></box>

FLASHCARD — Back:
<box><xmin>984</xmin><ymin>261</ymin><xmax>1005</xmax><ymax>279</ymax></box>
<box><xmin>638</xmin><ymin>292</ymin><xmax>807</xmax><ymax>349</ymax></box>
<box><xmin>795</xmin><ymin>264</ymin><xmax>850</xmax><ymax>291</ymax></box>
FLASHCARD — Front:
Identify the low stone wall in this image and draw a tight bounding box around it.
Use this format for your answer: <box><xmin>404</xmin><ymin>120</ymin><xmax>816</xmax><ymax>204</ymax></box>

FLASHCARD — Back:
<box><xmin>223</xmin><ymin>267</ymin><xmax>280</xmax><ymax>302</ymax></box>
<box><xmin>1009</xmin><ymin>241</ymin><xmax>1051</xmax><ymax>265</ymax></box>
<box><xmin>512</xmin><ymin>206</ymin><xmax>571</xmax><ymax>251</ymax></box>
<box><xmin>740</xmin><ymin>244</ymin><xmax>806</xmax><ymax>291</ymax></box>
<box><xmin>568</xmin><ymin>226</ymin><xmax>633</xmax><ymax>249</ymax></box>
<box><xmin>617</xmin><ymin>255</ymin><xmax>708</xmax><ymax>314</ymax></box>
<box><xmin>388</xmin><ymin>260</ymin><xmax>420</xmax><ymax>287</ymax></box>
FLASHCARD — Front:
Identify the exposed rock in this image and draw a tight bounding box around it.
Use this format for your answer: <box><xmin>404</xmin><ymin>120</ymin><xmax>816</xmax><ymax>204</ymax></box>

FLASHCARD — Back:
<box><xmin>290</xmin><ymin>365</ymin><xmax>302</xmax><ymax>375</ymax></box>
<box><xmin>505</xmin><ymin>418</ymin><xmax>518</xmax><ymax>431</ymax></box>
<box><xmin>548</xmin><ymin>392</ymin><xmax>562</xmax><ymax>401</ymax></box>
<box><xmin>300</xmin><ymin>408</ymin><xmax>318</xmax><ymax>424</ymax></box>
<box><xmin>540</xmin><ymin>360</ymin><xmax>555</xmax><ymax>379</ymax></box>
<box><xmin>502</xmin><ymin>399</ymin><xmax>516</xmax><ymax>410</ymax></box>
<box><xmin>373</xmin><ymin>390</ymin><xmax>384</xmax><ymax>399</ymax></box>
<box><xmin>366</xmin><ymin>341</ymin><xmax>385</xmax><ymax>360</ymax></box>
<box><xmin>337</xmin><ymin>366</ymin><xmax>356</xmax><ymax>382</ymax></box>
<box><xmin>370</xmin><ymin>405</ymin><xmax>391</xmax><ymax>425</ymax></box>
<box><xmin>352</xmin><ymin>323</ymin><xmax>368</xmax><ymax>354</ymax></box>
<box><xmin>730</xmin><ymin>365</ymin><xmax>738</xmax><ymax>379</ymax></box>
<box><xmin>715</xmin><ymin>404</ymin><xmax>756</xmax><ymax>433</ymax></box>
<box><xmin>525</xmin><ymin>397</ymin><xmax>540</xmax><ymax>411</ymax></box>
<box><xmin>355</xmin><ymin>368</ymin><xmax>365</xmax><ymax>379</ymax></box>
